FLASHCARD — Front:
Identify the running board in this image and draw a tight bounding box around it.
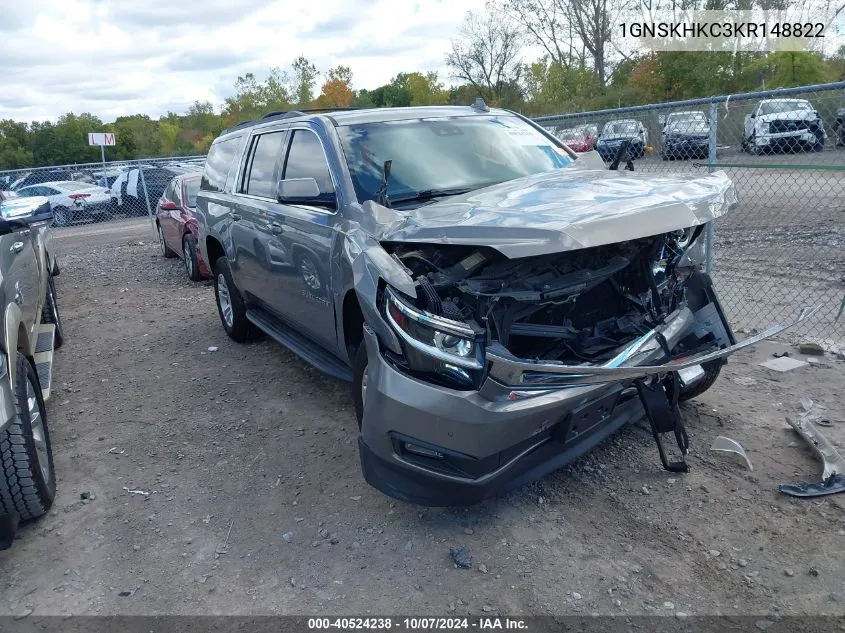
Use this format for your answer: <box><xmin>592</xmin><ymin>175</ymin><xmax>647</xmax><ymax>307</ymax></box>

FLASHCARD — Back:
<box><xmin>33</xmin><ymin>324</ymin><xmax>55</xmax><ymax>402</ymax></box>
<box><xmin>245</xmin><ymin>308</ymin><xmax>353</xmax><ymax>382</ymax></box>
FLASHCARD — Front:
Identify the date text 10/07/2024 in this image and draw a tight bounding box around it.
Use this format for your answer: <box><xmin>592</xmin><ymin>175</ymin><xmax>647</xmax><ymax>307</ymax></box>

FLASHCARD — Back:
<box><xmin>307</xmin><ymin>618</ymin><xmax>529</xmax><ymax>630</ymax></box>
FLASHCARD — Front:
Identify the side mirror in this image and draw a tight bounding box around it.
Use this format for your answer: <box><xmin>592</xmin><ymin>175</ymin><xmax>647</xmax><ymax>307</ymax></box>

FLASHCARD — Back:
<box><xmin>160</xmin><ymin>201</ymin><xmax>178</xmax><ymax>211</ymax></box>
<box><xmin>276</xmin><ymin>178</ymin><xmax>335</xmax><ymax>207</ymax></box>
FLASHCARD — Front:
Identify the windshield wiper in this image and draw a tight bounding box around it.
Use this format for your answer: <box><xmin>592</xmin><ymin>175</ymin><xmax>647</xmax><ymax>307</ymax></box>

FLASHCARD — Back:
<box><xmin>389</xmin><ymin>187</ymin><xmax>475</xmax><ymax>205</ymax></box>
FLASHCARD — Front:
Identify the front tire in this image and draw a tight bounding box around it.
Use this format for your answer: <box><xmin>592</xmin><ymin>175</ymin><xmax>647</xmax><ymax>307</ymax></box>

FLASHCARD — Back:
<box><xmin>41</xmin><ymin>274</ymin><xmax>64</xmax><ymax>349</ymax></box>
<box><xmin>0</xmin><ymin>353</ymin><xmax>56</xmax><ymax>521</ymax></box>
<box><xmin>213</xmin><ymin>256</ymin><xmax>257</xmax><ymax>343</ymax></box>
<box><xmin>352</xmin><ymin>343</ymin><xmax>368</xmax><ymax>430</ymax></box>
<box><xmin>183</xmin><ymin>235</ymin><xmax>202</xmax><ymax>282</ymax></box>
<box><xmin>679</xmin><ymin>360</ymin><xmax>723</xmax><ymax>402</ymax></box>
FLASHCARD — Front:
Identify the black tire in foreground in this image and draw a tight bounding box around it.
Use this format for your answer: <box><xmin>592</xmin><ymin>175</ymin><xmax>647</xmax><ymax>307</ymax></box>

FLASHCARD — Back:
<box><xmin>52</xmin><ymin>206</ymin><xmax>71</xmax><ymax>228</ymax></box>
<box><xmin>41</xmin><ymin>274</ymin><xmax>64</xmax><ymax>349</ymax></box>
<box><xmin>0</xmin><ymin>353</ymin><xmax>56</xmax><ymax>522</ymax></box>
<box><xmin>352</xmin><ymin>343</ymin><xmax>368</xmax><ymax>430</ymax></box>
<box><xmin>213</xmin><ymin>256</ymin><xmax>257</xmax><ymax>342</ymax></box>
<box><xmin>678</xmin><ymin>360</ymin><xmax>723</xmax><ymax>402</ymax></box>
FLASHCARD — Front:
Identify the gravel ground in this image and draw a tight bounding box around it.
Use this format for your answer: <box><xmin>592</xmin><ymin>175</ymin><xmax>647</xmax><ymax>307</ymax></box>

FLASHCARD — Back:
<box><xmin>1</xmin><ymin>218</ymin><xmax>844</xmax><ymax>619</ymax></box>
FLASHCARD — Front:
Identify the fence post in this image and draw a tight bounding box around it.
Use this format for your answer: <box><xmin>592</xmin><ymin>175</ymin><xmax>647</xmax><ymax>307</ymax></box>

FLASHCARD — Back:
<box><xmin>705</xmin><ymin>98</ymin><xmax>718</xmax><ymax>276</ymax></box>
<box><xmin>137</xmin><ymin>166</ymin><xmax>156</xmax><ymax>234</ymax></box>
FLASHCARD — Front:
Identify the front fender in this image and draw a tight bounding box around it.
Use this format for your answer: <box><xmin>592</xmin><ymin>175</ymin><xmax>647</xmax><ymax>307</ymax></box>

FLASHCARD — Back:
<box><xmin>345</xmin><ymin>230</ymin><xmax>412</xmax><ymax>355</ymax></box>
<box><xmin>4</xmin><ymin>303</ymin><xmax>30</xmax><ymax>387</ymax></box>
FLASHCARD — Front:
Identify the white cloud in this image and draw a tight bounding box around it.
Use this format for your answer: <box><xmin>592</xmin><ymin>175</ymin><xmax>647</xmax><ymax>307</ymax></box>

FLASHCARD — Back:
<box><xmin>0</xmin><ymin>0</ymin><xmax>489</xmax><ymax>122</ymax></box>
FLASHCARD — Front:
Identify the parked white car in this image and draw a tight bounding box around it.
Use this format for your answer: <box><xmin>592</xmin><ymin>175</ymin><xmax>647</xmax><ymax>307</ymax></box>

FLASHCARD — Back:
<box><xmin>743</xmin><ymin>99</ymin><xmax>826</xmax><ymax>154</ymax></box>
<box><xmin>15</xmin><ymin>181</ymin><xmax>115</xmax><ymax>227</ymax></box>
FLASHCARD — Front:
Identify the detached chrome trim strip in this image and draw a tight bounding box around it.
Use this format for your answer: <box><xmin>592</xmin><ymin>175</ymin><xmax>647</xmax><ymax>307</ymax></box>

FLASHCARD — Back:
<box><xmin>384</xmin><ymin>288</ymin><xmax>483</xmax><ymax>371</ymax></box>
<box><xmin>487</xmin><ymin>306</ymin><xmax>818</xmax><ymax>387</ymax></box>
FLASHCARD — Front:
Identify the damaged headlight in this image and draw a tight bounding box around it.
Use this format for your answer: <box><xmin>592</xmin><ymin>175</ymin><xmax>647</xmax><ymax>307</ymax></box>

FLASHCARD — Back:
<box><xmin>384</xmin><ymin>287</ymin><xmax>483</xmax><ymax>388</ymax></box>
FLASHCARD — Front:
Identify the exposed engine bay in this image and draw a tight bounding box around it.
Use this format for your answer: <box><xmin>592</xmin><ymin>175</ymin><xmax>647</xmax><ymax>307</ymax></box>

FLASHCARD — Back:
<box><xmin>383</xmin><ymin>227</ymin><xmax>714</xmax><ymax>365</ymax></box>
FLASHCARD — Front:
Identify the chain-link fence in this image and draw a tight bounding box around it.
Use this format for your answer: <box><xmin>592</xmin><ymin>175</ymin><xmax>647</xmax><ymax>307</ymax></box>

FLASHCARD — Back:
<box><xmin>2</xmin><ymin>86</ymin><xmax>843</xmax><ymax>347</ymax></box>
<box><xmin>0</xmin><ymin>155</ymin><xmax>205</xmax><ymax>226</ymax></box>
<box><xmin>536</xmin><ymin>81</ymin><xmax>845</xmax><ymax>350</ymax></box>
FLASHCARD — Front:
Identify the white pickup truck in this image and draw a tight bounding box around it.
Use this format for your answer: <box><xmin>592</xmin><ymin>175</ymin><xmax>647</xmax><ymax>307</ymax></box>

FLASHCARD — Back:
<box><xmin>743</xmin><ymin>98</ymin><xmax>826</xmax><ymax>154</ymax></box>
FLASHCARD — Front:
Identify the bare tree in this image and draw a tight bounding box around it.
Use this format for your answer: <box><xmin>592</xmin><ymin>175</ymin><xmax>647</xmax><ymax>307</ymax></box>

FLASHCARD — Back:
<box><xmin>567</xmin><ymin>0</ymin><xmax>615</xmax><ymax>85</ymax></box>
<box><xmin>446</xmin><ymin>9</ymin><xmax>524</xmax><ymax>103</ymax></box>
<box><xmin>499</xmin><ymin>0</ymin><xmax>575</xmax><ymax>66</ymax></box>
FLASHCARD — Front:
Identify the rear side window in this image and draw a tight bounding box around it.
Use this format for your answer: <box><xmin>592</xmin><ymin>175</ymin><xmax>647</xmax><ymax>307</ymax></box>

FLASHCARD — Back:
<box><xmin>244</xmin><ymin>132</ymin><xmax>286</xmax><ymax>198</ymax></box>
<box><xmin>172</xmin><ymin>181</ymin><xmax>183</xmax><ymax>206</ymax></box>
<box><xmin>284</xmin><ymin>130</ymin><xmax>334</xmax><ymax>193</ymax></box>
<box><xmin>201</xmin><ymin>137</ymin><xmax>241</xmax><ymax>192</ymax></box>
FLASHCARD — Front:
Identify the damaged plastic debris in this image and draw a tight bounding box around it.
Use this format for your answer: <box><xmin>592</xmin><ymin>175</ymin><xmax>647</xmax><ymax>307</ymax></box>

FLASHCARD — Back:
<box><xmin>710</xmin><ymin>436</ymin><xmax>753</xmax><ymax>471</ymax></box>
<box><xmin>779</xmin><ymin>407</ymin><xmax>845</xmax><ymax>498</ymax></box>
<box><xmin>635</xmin><ymin>374</ymin><xmax>690</xmax><ymax>473</ymax></box>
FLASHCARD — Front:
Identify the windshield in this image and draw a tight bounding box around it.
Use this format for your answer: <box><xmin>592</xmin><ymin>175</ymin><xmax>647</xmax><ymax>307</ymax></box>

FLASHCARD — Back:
<box><xmin>336</xmin><ymin>115</ymin><xmax>574</xmax><ymax>204</ymax></box>
<box><xmin>184</xmin><ymin>178</ymin><xmax>201</xmax><ymax>207</ymax></box>
<box><xmin>61</xmin><ymin>181</ymin><xmax>93</xmax><ymax>191</ymax></box>
<box><xmin>602</xmin><ymin>121</ymin><xmax>639</xmax><ymax>137</ymax></box>
<box><xmin>759</xmin><ymin>100</ymin><xmax>812</xmax><ymax>115</ymax></box>
<box><xmin>668</xmin><ymin>118</ymin><xmax>709</xmax><ymax>133</ymax></box>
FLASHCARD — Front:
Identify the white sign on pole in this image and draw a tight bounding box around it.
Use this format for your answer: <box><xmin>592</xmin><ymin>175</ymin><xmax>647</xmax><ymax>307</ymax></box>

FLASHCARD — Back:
<box><xmin>88</xmin><ymin>132</ymin><xmax>116</xmax><ymax>146</ymax></box>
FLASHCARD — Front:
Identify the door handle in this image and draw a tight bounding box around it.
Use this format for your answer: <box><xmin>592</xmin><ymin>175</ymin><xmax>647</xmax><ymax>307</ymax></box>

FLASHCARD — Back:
<box><xmin>231</xmin><ymin>212</ymin><xmax>242</xmax><ymax>221</ymax></box>
<box><xmin>10</xmin><ymin>242</ymin><xmax>24</xmax><ymax>254</ymax></box>
<box><xmin>270</xmin><ymin>222</ymin><xmax>283</xmax><ymax>234</ymax></box>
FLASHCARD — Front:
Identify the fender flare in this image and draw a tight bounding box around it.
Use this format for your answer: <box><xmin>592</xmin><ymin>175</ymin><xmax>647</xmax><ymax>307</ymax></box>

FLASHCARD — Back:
<box><xmin>4</xmin><ymin>303</ymin><xmax>29</xmax><ymax>388</ymax></box>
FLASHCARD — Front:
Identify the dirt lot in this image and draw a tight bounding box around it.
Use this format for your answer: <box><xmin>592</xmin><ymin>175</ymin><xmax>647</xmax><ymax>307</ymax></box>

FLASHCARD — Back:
<box><xmin>1</xmin><ymin>218</ymin><xmax>844</xmax><ymax>618</ymax></box>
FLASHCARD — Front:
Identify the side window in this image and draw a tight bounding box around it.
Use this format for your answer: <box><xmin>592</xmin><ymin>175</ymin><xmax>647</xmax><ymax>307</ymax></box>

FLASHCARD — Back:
<box><xmin>43</xmin><ymin>187</ymin><xmax>59</xmax><ymax>195</ymax></box>
<box><xmin>17</xmin><ymin>187</ymin><xmax>34</xmax><ymax>197</ymax></box>
<box><xmin>244</xmin><ymin>132</ymin><xmax>286</xmax><ymax>198</ymax></box>
<box><xmin>172</xmin><ymin>182</ymin><xmax>183</xmax><ymax>206</ymax></box>
<box><xmin>223</xmin><ymin>135</ymin><xmax>247</xmax><ymax>192</ymax></box>
<box><xmin>283</xmin><ymin>130</ymin><xmax>334</xmax><ymax>194</ymax></box>
<box><xmin>163</xmin><ymin>181</ymin><xmax>175</xmax><ymax>201</ymax></box>
<box><xmin>201</xmin><ymin>137</ymin><xmax>240</xmax><ymax>192</ymax></box>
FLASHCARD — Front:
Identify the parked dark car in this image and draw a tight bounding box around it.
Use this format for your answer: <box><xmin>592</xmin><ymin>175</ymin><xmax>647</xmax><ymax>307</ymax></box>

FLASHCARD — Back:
<box><xmin>661</xmin><ymin>112</ymin><xmax>711</xmax><ymax>160</ymax></box>
<box><xmin>833</xmin><ymin>107</ymin><xmax>845</xmax><ymax>147</ymax></box>
<box><xmin>595</xmin><ymin>119</ymin><xmax>647</xmax><ymax>161</ymax></box>
<box><xmin>155</xmin><ymin>174</ymin><xmax>209</xmax><ymax>281</ymax></box>
<box><xmin>195</xmin><ymin>105</ymin><xmax>798</xmax><ymax>507</ymax></box>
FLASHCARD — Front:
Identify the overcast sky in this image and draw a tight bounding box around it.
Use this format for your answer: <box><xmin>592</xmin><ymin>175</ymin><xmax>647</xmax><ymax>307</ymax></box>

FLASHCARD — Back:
<box><xmin>0</xmin><ymin>0</ymin><xmax>489</xmax><ymax>123</ymax></box>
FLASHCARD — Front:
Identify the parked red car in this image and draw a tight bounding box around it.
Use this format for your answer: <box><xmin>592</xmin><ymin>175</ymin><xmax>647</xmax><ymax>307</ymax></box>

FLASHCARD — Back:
<box><xmin>155</xmin><ymin>174</ymin><xmax>210</xmax><ymax>281</ymax></box>
<box><xmin>555</xmin><ymin>125</ymin><xmax>598</xmax><ymax>152</ymax></box>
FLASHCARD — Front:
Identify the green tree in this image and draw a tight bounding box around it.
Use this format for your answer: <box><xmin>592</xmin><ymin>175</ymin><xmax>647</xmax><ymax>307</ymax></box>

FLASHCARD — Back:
<box><xmin>390</xmin><ymin>72</ymin><xmax>449</xmax><ymax>105</ymax></box>
<box><xmin>292</xmin><ymin>56</ymin><xmax>319</xmax><ymax>106</ymax></box>
<box><xmin>0</xmin><ymin>120</ymin><xmax>33</xmax><ymax>169</ymax></box>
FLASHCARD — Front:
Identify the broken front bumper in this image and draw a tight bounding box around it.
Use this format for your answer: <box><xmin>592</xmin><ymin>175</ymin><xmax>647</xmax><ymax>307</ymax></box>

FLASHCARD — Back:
<box><xmin>359</xmin><ymin>300</ymin><xmax>816</xmax><ymax>506</ymax></box>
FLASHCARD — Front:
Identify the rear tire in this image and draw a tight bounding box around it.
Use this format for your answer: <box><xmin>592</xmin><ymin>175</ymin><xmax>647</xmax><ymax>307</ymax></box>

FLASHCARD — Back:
<box><xmin>52</xmin><ymin>206</ymin><xmax>71</xmax><ymax>228</ymax></box>
<box><xmin>158</xmin><ymin>225</ymin><xmax>176</xmax><ymax>258</ymax></box>
<box><xmin>0</xmin><ymin>353</ymin><xmax>56</xmax><ymax>521</ymax></box>
<box><xmin>213</xmin><ymin>256</ymin><xmax>257</xmax><ymax>343</ymax></box>
<box><xmin>678</xmin><ymin>360</ymin><xmax>723</xmax><ymax>402</ymax></box>
<box><xmin>352</xmin><ymin>343</ymin><xmax>368</xmax><ymax>430</ymax></box>
<box><xmin>183</xmin><ymin>235</ymin><xmax>202</xmax><ymax>282</ymax></box>
<box><xmin>41</xmin><ymin>275</ymin><xmax>64</xmax><ymax>350</ymax></box>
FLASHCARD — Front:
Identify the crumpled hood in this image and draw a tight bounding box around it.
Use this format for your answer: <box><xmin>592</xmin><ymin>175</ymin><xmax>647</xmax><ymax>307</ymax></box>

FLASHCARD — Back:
<box><xmin>756</xmin><ymin>110</ymin><xmax>818</xmax><ymax>124</ymax></box>
<box><xmin>377</xmin><ymin>165</ymin><xmax>737</xmax><ymax>258</ymax></box>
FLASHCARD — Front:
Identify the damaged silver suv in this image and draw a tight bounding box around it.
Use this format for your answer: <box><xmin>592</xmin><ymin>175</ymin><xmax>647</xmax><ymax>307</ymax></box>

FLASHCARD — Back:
<box><xmin>196</xmin><ymin>104</ymin><xmax>806</xmax><ymax>506</ymax></box>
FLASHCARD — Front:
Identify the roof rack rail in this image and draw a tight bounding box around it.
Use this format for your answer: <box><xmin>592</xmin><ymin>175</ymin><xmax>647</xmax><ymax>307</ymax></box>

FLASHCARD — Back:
<box><xmin>261</xmin><ymin>110</ymin><xmax>306</xmax><ymax>119</ymax></box>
